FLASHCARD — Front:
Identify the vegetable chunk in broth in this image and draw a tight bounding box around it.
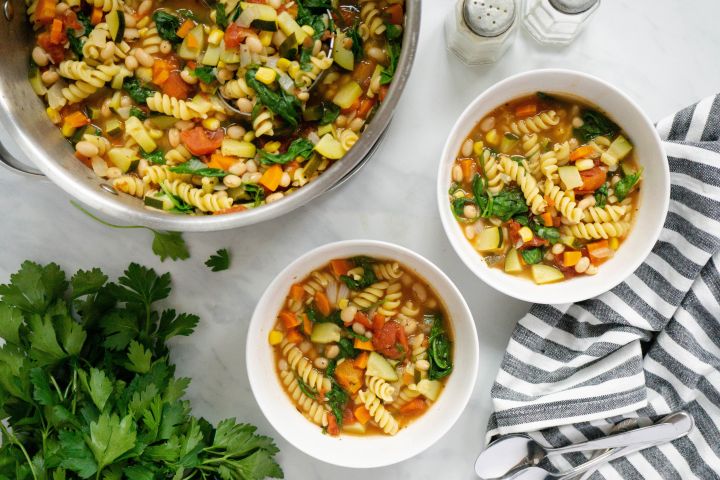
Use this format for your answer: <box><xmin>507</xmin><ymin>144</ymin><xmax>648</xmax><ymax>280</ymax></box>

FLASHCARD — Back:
<box><xmin>448</xmin><ymin>93</ymin><xmax>642</xmax><ymax>284</ymax></box>
<box><xmin>27</xmin><ymin>0</ymin><xmax>405</xmax><ymax>214</ymax></box>
<box><xmin>268</xmin><ymin>256</ymin><xmax>454</xmax><ymax>436</ymax></box>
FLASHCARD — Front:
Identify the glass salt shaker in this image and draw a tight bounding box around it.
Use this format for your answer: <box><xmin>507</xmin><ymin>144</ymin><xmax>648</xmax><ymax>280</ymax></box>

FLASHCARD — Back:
<box><xmin>445</xmin><ymin>0</ymin><xmax>518</xmax><ymax>65</ymax></box>
<box><xmin>524</xmin><ymin>0</ymin><xmax>600</xmax><ymax>46</ymax></box>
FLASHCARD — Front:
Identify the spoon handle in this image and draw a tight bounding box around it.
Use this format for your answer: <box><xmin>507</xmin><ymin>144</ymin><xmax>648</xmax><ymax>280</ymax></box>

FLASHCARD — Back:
<box><xmin>549</xmin><ymin>412</ymin><xmax>693</xmax><ymax>456</ymax></box>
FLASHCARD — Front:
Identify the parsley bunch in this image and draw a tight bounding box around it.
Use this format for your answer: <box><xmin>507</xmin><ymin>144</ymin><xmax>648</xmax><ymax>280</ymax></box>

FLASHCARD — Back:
<box><xmin>0</xmin><ymin>262</ymin><xmax>283</xmax><ymax>480</ymax></box>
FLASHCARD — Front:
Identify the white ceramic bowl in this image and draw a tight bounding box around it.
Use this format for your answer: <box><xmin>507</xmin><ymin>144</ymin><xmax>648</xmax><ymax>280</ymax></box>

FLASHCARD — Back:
<box><xmin>247</xmin><ymin>240</ymin><xmax>479</xmax><ymax>468</ymax></box>
<box><xmin>437</xmin><ymin>69</ymin><xmax>669</xmax><ymax>304</ymax></box>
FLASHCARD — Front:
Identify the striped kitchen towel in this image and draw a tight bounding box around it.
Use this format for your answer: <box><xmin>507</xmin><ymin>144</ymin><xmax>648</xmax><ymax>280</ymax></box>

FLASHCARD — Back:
<box><xmin>486</xmin><ymin>94</ymin><xmax>720</xmax><ymax>479</ymax></box>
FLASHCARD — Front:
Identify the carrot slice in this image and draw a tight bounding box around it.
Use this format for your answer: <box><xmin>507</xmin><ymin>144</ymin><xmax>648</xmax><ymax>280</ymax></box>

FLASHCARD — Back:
<box><xmin>290</xmin><ymin>284</ymin><xmax>305</xmax><ymax>303</ymax></box>
<box><xmin>354</xmin><ymin>338</ymin><xmax>374</xmax><ymax>351</ymax></box>
<box><xmin>35</xmin><ymin>0</ymin><xmax>57</xmax><ymax>24</ymax></box>
<box><xmin>63</xmin><ymin>111</ymin><xmax>90</xmax><ymax>128</ymax></box>
<box><xmin>279</xmin><ymin>311</ymin><xmax>300</xmax><ymax>329</ymax></box>
<box><xmin>515</xmin><ymin>103</ymin><xmax>537</xmax><ymax>118</ymax></box>
<box><xmin>563</xmin><ymin>251</ymin><xmax>582</xmax><ymax>267</ymax></box>
<box><xmin>327</xmin><ymin>414</ymin><xmax>340</xmax><ymax>436</ymax></box>
<box><xmin>570</xmin><ymin>145</ymin><xmax>595</xmax><ymax>161</ymax></box>
<box><xmin>331</xmin><ymin>259</ymin><xmax>352</xmax><ymax>276</ymax></box>
<box><xmin>354</xmin><ymin>351</ymin><xmax>369</xmax><ymax>369</ymax></box>
<box><xmin>460</xmin><ymin>158</ymin><xmax>475</xmax><ymax>180</ymax></box>
<box><xmin>90</xmin><ymin>6</ymin><xmax>103</xmax><ymax>25</ymax></box>
<box><xmin>587</xmin><ymin>239</ymin><xmax>612</xmax><ymax>259</ymax></box>
<box><xmin>285</xmin><ymin>328</ymin><xmax>303</xmax><ymax>344</ymax></box>
<box><xmin>259</xmin><ymin>164</ymin><xmax>283</xmax><ymax>191</ymax></box>
<box><xmin>399</xmin><ymin>398</ymin><xmax>427</xmax><ymax>415</ymax></box>
<box><xmin>50</xmin><ymin>18</ymin><xmax>64</xmax><ymax>44</ymax></box>
<box><xmin>302</xmin><ymin>314</ymin><xmax>312</xmax><ymax>336</ymax></box>
<box><xmin>314</xmin><ymin>292</ymin><xmax>331</xmax><ymax>316</ymax></box>
<box><xmin>541</xmin><ymin>212</ymin><xmax>553</xmax><ymax>227</ymax></box>
<box><xmin>354</xmin><ymin>406</ymin><xmax>371</xmax><ymax>425</ymax></box>
<box><xmin>357</xmin><ymin>98</ymin><xmax>376</xmax><ymax>119</ymax></box>
<box><xmin>177</xmin><ymin>19</ymin><xmax>195</xmax><ymax>38</ymax></box>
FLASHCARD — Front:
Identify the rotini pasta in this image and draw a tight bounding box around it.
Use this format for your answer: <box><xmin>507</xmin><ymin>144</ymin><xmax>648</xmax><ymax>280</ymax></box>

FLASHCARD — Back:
<box><xmin>279</xmin><ymin>370</ymin><xmax>329</xmax><ymax>427</ymax></box>
<box><xmin>358</xmin><ymin>2</ymin><xmax>386</xmax><ymax>40</ymax></box>
<box><xmin>253</xmin><ymin>108</ymin><xmax>274</xmax><ymax>137</ymax></box>
<box><xmin>376</xmin><ymin>282</ymin><xmax>402</xmax><ymax>318</ymax></box>
<box><xmin>350</xmin><ymin>281</ymin><xmax>389</xmax><ymax>310</ymax></box>
<box><xmin>372</xmin><ymin>262</ymin><xmax>404</xmax><ymax>281</ymax></box>
<box><xmin>449</xmin><ymin>93</ymin><xmax>641</xmax><ymax>282</ymax></box>
<box><xmin>146</xmin><ymin>92</ymin><xmax>209</xmax><ymax>120</ymax></box>
<box><xmin>140</xmin><ymin>165</ymin><xmax>191</xmax><ymax>185</ymax></box>
<box><xmin>510</xmin><ymin>110</ymin><xmax>559</xmax><ymax>136</ymax></box>
<box><xmin>366</xmin><ymin>376</ymin><xmax>395</xmax><ymax>402</ymax></box>
<box><xmin>281</xmin><ymin>340</ymin><xmax>332</xmax><ymax>393</ymax></box>
<box><xmin>162</xmin><ymin>179</ymin><xmax>233</xmax><ymax>213</ymax></box>
<box><xmin>112</xmin><ymin>175</ymin><xmax>150</xmax><ymax>197</ymax></box>
<box><xmin>357</xmin><ymin>389</ymin><xmax>399</xmax><ymax>435</ymax></box>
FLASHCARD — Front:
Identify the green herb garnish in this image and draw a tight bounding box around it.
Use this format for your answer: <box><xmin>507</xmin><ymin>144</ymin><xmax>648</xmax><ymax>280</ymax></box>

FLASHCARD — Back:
<box><xmin>122</xmin><ymin>77</ymin><xmax>156</xmax><ymax>104</ymax></box>
<box><xmin>193</xmin><ymin>66</ymin><xmax>215</xmax><ymax>84</ymax></box>
<box><xmin>614</xmin><ymin>168</ymin><xmax>643</xmax><ymax>201</ymax></box>
<box><xmin>258</xmin><ymin>138</ymin><xmax>314</xmax><ymax>165</ymax></box>
<box><xmin>205</xmin><ymin>248</ymin><xmax>231</xmax><ymax>272</ymax></box>
<box><xmin>339</xmin><ymin>256</ymin><xmax>377</xmax><ymax>291</ymax></box>
<box><xmin>427</xmin><ymin>314</ymin><xmax>453</xmax><ymax>380</ymax></box>
<box><xmin>520</xmin><ymin>248</ymin><xmax>543</xmax><ymax>265</ymax></box>
<box><xmin>152</xmin><ymin>10</ymin><xmax>182</xmax><ymax>44</ymax></box>
<box><xmin>129</xmin><ymin>106</ymin><xmax>147</xmax><ymax>120</ymax></box>
<box><xmin>325</xmin><ymin>383</ymin><xmax>348</xmax><ymax>425</ymax></box>
<box><xmin>594</xmin><ymin>183</ymin><xmax>609</xmax><ymax>208</ymax></box>
<box><xmin>169</xmin><ymin>158</ymin><xmax>227</xmax><ymax>177</ymax></box>
<box><xmin>573</xmin><ymin>109</ymin><xmax>619</xmax><ymax>143</ymax></box>
<box><xmin>245</xmin><ymin>68</ymin><xmax>302</xmax><ymax>127</ymax></box>
<box><xmin>141</xmin><ymin>148</ymin><xmax>165</xmax><ymax>165</ymax></box>
<box><xmin>215</xmin><ymin>3</ymin><xmax>228</xmax><ymax>28</ymax></box>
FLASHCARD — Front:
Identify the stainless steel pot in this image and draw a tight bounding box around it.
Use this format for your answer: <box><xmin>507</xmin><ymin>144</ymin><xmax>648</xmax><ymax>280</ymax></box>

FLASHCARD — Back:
<box><xmin>0</xmin><ymin>0</ymin><xmax>420</xmax><ymax>231</ymax></box>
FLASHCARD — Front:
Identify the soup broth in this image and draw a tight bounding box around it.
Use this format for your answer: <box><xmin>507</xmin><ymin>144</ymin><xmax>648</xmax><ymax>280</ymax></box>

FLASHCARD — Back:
<box><xmin>269</xmin><ymin>256</ymin><xmax>453</xmax><ymax>436</ymax></box>
<box><xmin>448</xmin><ymin>92</ymin><xmax>642</xmax><ymax>284</ymax></box>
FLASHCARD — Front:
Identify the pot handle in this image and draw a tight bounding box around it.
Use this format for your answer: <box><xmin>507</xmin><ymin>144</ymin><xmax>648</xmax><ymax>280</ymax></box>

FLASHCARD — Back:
<box><xmin>0</xmin><ymin>140</ymin><xmax>44</xmax><ymax>177</ymax></box>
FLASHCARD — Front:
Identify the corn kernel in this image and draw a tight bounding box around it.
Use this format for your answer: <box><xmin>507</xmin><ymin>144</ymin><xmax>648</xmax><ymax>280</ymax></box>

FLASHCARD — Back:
<box><xmin>338</xmin><ymin>298</ymin><xmax>349</xmax><ymax>309</ymax></box>
<box><xmin>301</xmin><ymin>25</ymin><xmax>315</xmax><ymax>36</ymax></box>
<box><xmin>136</xmin><ymin>16</ymin><xmax>150</xmax><ymax>28</ymax></box>
<box><xmin>243</xmin><ymin>131</ymin><xmax>256</xmax><ymax>142</ymax></box>
<box><xmin>609</xmin><ymin>237</ymin><xmax>619</xmax><ymax>250</ymax></box>
<box><xmin>473</xmin><ymin>141</ymin><xmax>484</xmax><ymax>156</ymax></box>
<box><xmin>149</xmin><ymin>128</ymin><xmax>163</xmax><ymax>139</ymax></box>
<box><xmin>46</xmin><ymin>107</ymin><xmax>61</xmax><ymax>124</ymax></box>
<box><xmin>561</xmin><ymin>235</ymin><xmax>576</xmax><ymax>247</ymax></box>
<box><xmin>519</xmin><ymin>226</ymin><xmax>534</xmax><ymax>243</ymax></box>
<box><xmin>485</xmin><ymin>129</ymin><xmax>499</xmax><ymax>146</ymax></box>
<box><xmin>61</xmin><ymin>123</ymin><xmax>76</xmax><ymax>138</ymax></box>
<box><xmin>264</xmin><ymin>141</ymin><xmax>281</xmax><ymax>153</ymax></box>
<box><xmin>575</xmin><ymin>158</ymin><xmax>595</xmax><ymax>171</ymax></box>
<box><xmin>268</xmin><ymin>330</ymin><xmax>283</xmax><ymax>345</ymax></box>
<box><xmin>277</xmin><ymin>58</ymin><xmax>291</xmax><ymax>72</ymax></box>
<box><xmin>259</xmin><ymin>30</ymin><xmax>273</xmax><ymax>47</ymax></box>
<box><xmin>288</xmin><ymin>63</ymin><xmax>301</xmax><ymax>79</ymax></box>
<box><xmin>255</xmin><ymin>66</ymin><xmax>277</xmax><ymax>85</ymax></box>
<box><xmin>202</xmin><ymin>117</ymin><xmax>221</xmax><ymax>131</ymax></box>
<box><xmin>208</xmin><ymin>28</ymin><xmax>224</xmax><ymax>45</ymax></box>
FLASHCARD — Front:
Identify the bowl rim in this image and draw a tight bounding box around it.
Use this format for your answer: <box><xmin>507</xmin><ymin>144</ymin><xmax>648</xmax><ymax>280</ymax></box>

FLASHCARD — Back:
<box><xmin>436</xmin><ymin>68</ymin><xmax>670</xmax><ymax>304</ymax></box>
<box><xmin>245</xmin><ymin>239</ymin><xmax>479</xmax><ymax>468</ymax></box>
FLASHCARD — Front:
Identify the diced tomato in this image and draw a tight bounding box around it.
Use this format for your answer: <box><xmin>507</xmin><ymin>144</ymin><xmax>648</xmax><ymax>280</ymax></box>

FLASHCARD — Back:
<box><xmin>342</xmin><ymin>405</ymin><xmax>356</xmax><ymax>425</ymax></box>
<box><xmin>372</xmin><ymin>321</ymin><xmax>407</xmax><ymax>360</ymax></box>
<box><xmin>245</xmin><ymin>0</ymin><xmax>266</xmax><ymax>3</ymax></box>
<box><xmin>161</xmin><ymin>71</ymin><xmax>191</xmax><ymax>99</ymax></box>
<box><xmin>371</xmin><ymin>313</ymin><xmax>385</xmax><ymax>334</ymax></box>
<box><xmin>214</xmin><ymin>205</ymin><xmax>247</xmax><ymax>215</ymax></box>
<box><xmin>327</xmin><ymin>415</ymin><xmax>340</xmax><ymax>436</ymax></box>
<box><xmin>575</xmin><ymin>166</ymin><xmax>607</xmax><ymax>194</ymax></box>
<box><xmin>224</xmin><ymin>23</ymin><xmax>256</xmax><ymax>48</ymax></box>
<box><xmin>353</xmin><ymin>311</ymin><xmax>372</xmax><ymax>329</ymax></box>
<box><xmin>352</xmin><ymin>60</ymin><xmax>377</xmax><ymax>89</ymax></box>
<box><xmin>378</xmin><ymin>85</ymin><xmax>389</xmax><ymax>102</ymax></box>
<box><xmin>336</xmin><ymin>5</ymin><xmax>356</xmax><ymax>26</ymax></box>
<box><xmin>507</xmin><ymin>220</ymin><xmax>522</xmax><ymax>245</ymax></box>
<box><xmin>62</xmin><ymin>10</ymin><xmax>82</xmax><ymax>30</ymax></box>
<box><xmin>357</xmin><ymin>98</ymin><xmax>376</xmax><ymax>119</ymax></box>
<box><xmin>37</xmin><ymin>32</ymin><xmax>65</xmax><ymax>64</ymax></box>
<box><xmin>383</xmin><ymin>4</ymin><xmax>404</xmax><ymax>25</ymax></box>
<box><xmin>181</xmin><ymin>127</ymin><xmax>225</xmax><ymax>156</ymax></box>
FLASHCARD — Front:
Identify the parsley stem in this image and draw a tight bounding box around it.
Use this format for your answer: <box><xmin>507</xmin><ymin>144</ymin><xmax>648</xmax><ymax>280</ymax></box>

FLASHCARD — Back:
<box><xmin>71</xmin><ymin>201</ymin><xmax>152</xmax><ymax>233</ymax></box>
<box><xmin>0</xmin><ymin>422</ymin><xmax>38</xmax><ymax>480</ymax></box>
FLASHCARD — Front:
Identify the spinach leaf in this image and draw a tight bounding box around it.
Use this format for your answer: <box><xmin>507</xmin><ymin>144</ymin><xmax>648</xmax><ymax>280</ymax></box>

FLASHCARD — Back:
<box><xmin>77</xmin><ymin>11</ymin><xmax>93</xmax><ymax>36</ymax></box>
<box><xmin>347</xmin><ymin>330</ymin><xmax>369</xmax><ymax>342</ymax></box>
<box><xmin>177</xmin><ymin>8</ymin><xmax>199</xmax><ymax>21</ymax></box>
<box><xmin>295</xmin><ymin>374</ymin><xmax>318</xmax><ymax>400</ymax></box>
<box><xmin>243</xmin><ymin>183</ymin><xmax>265</xmax><ymax>207</ymax></box>
<box><xmin>123</xmin><ymin>77</ymin><xmax>156</xmax><ymax>104</ymax></box>
<box><xmin>129</xmin><ymin>106</ymin><xmax>147</xmax><ymax>120</ymax></box>
<box><xmin>347</xmin><ymin>20</ymin><xmax>363</xmax><ymax>60</ymax></box>
<box><xmin>488</xmin><ymin>188</ymin><xmax>528</xmax><ymax>221</ymax></box>
<box><xmin>140</xmin><ymin>148</ymin><xmax>165</xmax><ymax>165</ymax></box>
<box><xmin>299</xmin><ymin>46</ymin><xmax>313</xmax><ymax>72</ymax></box>
<box><xmin>339</xmin><ymin>256</ymin><xmax>377</xmax><ymax>291</ymax></box>
<box><xmin>536</xmin><ymin>91</ymin><xmax>559</xmax><ymax>103</ymax></box>
<box><xmin>573</xmin><ymin>109</ymin><xmax>619</xmax><ymax>143</ymax></box>
<box><xmin>296</xmin><ymin>0</ymin><xmax>330</xmax><ymax>39</ymax></box>
<box><xmin>532</xmin><ymin>223</ymin><xmax>561</xmax><ymax>244</ymax></box>
<box><xmin>337</xmin><ymin>337</ymin><xmax>358</xmax><ymax>359</ymax></box>
<box><xmin>380</xmin><ymin>38</ymin><xmax>400</xmax><ymax>85</ymax></box>
<box><xmin>67</xmin><ymin>30</ymin><xmax>84</xmax><ymax>59</ymax></box>
<box><xmin>258</xmin><ymin>138</ymin><xmax>314</xmax><ymax>165</ymax></box>
<box><xmin>427</xmin><ymin>314</ymin><xmax>453</xmax><ymax>380</ymax></box>
<box><xmin>214</xmin><ymin>3</ymin><xmax>228</xmax><ymax>29</ymax></box>
<box><xmin>169</xmin><ymin>158</ymin><xmax>227</xmax><ymax>177</ymax></box>
<box><xmin>193</xmin><ymin>66</ymin><xmax>215</xmax><ymax>84</ymax></box>
<box><xmin>326</xmin><ymin>383</ymin><xmax>348</xmax><ymax>425</ymax></box>
<box><xmin>326</xmin><ymin>359</ymin><xmax>337</xmax><ymax>376</ymax></box>
<box><xmin>245</xmin><ymin>68</ymin><xmax>302</xmax><ymax>127</ymax></box>
<box><xmin>614</xmin><ymin>168</ymin><xmax>643</xmax><ymax>201</ymax></box>
<box><xmin>385</xmin><ymin>23</ymin><xmax>402</xmax><ymax>40</ymax></box>
<box><xmin>152</xmin><ymin>11</ymin><xmax>182</xmax><ymax>44</ymax></box>
<box><xmin>320</xmin><ymin>102</ymin><xmax>340</xmax><ymax>125</ymax></box>
<box><xmin>451</xmin><ymin>196</ymin><xmax>478</xmax><ymax>223</ymax></box>
<box><xmin>160</xmin><ymin>182</ymin><xmax>195</xmax><ymax>213</ymax></box>
<box><xmin>594</xmin><ymin>183</ymin><xmax>609</xmax><ymax>208</ymax></box>
<box><xmin>303</xmin><ymin>0</ymin><xmax>331</xmax><ymax>8</ymax></box>
<box><xmin>520</xmin><ymin>248</ymin><xmax>543</xmax><ymax>265</ymax></box>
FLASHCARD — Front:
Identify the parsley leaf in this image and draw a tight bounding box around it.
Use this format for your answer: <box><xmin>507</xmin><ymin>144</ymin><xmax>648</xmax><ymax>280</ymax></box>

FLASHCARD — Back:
<box><xmin>129</xmin><ymin>106</ymin><xmax>147</xmax><ymax>120</ymax></box>
<box><xmin>385</xmin><ymin>23</ymin><xmax>402</xmax><ymax>40</ymax></box>
<box><xmin>152</xmin><ymin>11</ymin><xmax>182</xmax><ymax>44</ymax></box>
<box><xmin>193</xmin><ymin>66</ymin><xmax>215</xmax><ymax>84</ymax></box>
<box><xmin>169</xmin><ymin>158</ymin><xmax>227</xmax><ymax>177</ymax></box>
<box><xmin>258</xmin><ymin>138</ymin><xmax>314</xmax><ymax>165</ymax></box>
<box><xmin>152</xmin><ymin>230</ymin><xmax>189</xmax><ymax>261</ymax></box>
<box><xmin>77</xmin><ymin>11</ymin><xmax>93</xmax><ymax>36</ymax></box>
<box><xmin>594</xmin><ymin>183</ymin><xmax>609</xmax><ymax>208</ymax></box>
<box><xmin>205</xmin><ymin>248</ymin><xmax>231</xmax><ymax>272</ymax></box>
<box><xmin>243</xmin><ymin>183</ymin><xmax>265</xmax><ymax>207</ymax></box>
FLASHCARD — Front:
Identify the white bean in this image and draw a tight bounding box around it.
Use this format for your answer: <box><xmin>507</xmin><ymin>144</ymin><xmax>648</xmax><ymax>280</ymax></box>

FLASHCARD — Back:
<box><xmin>341</xmin><ymin>305</ymin><xmax>358</xmax><ymax>324</ymax></box>
<box><xmin>572</xmin><ymin>116</ymin><xmax>584</xmax><ymax>128</ymax></box>
<box><xmin>137</xmin><ymin>0</ymin><xmax>152</xmax><ymax>16</ymax></box>
<box><xmin>134</xmin><ymin>48</ymin><xmax>154</xmax><ymax>68</ymax></box>
<box><xmin>245</xmin><ymin>35</ymin><xmax>263</xmax><ymax>53</ymax></box>
<box><xmin>480</xmin><ymin>116</ymin><xmax>495</xmax><ymax>132</ymax></box>
<box><xmin>278</xmin><ymin>359</ymin><xmax>289</xmax><ymax>371</ymax></box>
<box><xmin>236</xmin><ymin>97</ymin><xmax>253</xmax><ymax>113</ymax></box>
<box><xmin>299</xmin><ymin>341</ymin><xmax>311</xmax><ymax>354</ymax></box>
<box><xmin>325</xmin><ymin>345</ymin><xmax>340</xmax><ymax>359</ymax></box>
<box><xmin>124</xmin><ymin>55</ymin><xmax>139</xmax><ymax>70</ymax></box>
<box><xmin>464</xmin><ymin>225</ymin><xmax>476</xmax><ymax>240</ymax></box>
<box><xmin>91</xmin><ymin>157</ymin><xmax>108</xmax><ymax>177</ymax></box>
<box><xmin>106</xmin><ymin>167</ymin><xmax>122</xmax><ymax>179</ymax></box>
<box><xmin>100</xmin><ymin>42</ymin><xmax>115</xmax><ymax>61</ymax></box>
<box><xmin>586</xmin><ymin>265</ymin><xmax>599</xmax><ymax>275</ymax></box>
<box><xmin>461</xmin><ymin>138</ymin><xmax>474</xmax><ymax>157</ymax></box>
<box><xmin>314</xmin><ymin>357</ymin><xmax>328</xmax><ymax>369</ymax></box>
<box><xmin>160</xmin><ymin>40</ymin><xmax>172</xmax><ymax>55</ymax></box>
<box><xmin>223</xmin><ymin>174</ymin><xmax>242</xmax><ymax>188</ymax></box>
<box><xmin>575</xmin><ymin>256</ymin><xmax>590</xmax><ymax>273</ymax></box>
<box><xmin>41</xmin><ymin>70</ymin><xmax>59</xmax><ymax>85</ymax></box>
<box><xmin>76</xmin><ymin>141</ymin><xmax>99</xmax><ymax>158</ymax></box>
<box><xmin>367</xmin><ymin>46</ymin><xmax>386</xmax><ymax>63</ymax></box>
<box><xmin>175</xmin><ymin>120</ymin><xmax>194</xmax><ymax>131</ymax></box>
<box><xmin>349</xmin><ymin>117</ymin><xmax>365</xmax><ymax>132</ymax></box>
<box><xmin>463</xmin><ymin>204</ymin><xmax>478</xmax><ymax>219</ymax></box>
<box><xmin>229</xmin><ymin>161</ymin><xmax>247</xmax><ymax>176</ymax></box>
<box><xmin>168</xmin><ymin>128</ymin><xmax>180</xmax><ymax>148</ymax></box>
<box><xmin>452</xmin><ymin>164</ymin><xmax>463</xmax><ymax>183</ymax></box>
<box><xmin>245</xmin><ymin>159</ymin><xmax>258</xmax><ymax>173</ymax></box>
<box><xmin>352</xmin><ymin>322</ymin><xmax>366</xmax><ymax>335</ymax></box>
<box><xmin>551</xmin><ymin>243</ymin><xmax>565</xmax><ymax>255</ymax></box>
<box><xmin>32</xmin><ymin>47</ymin><xmax>49</xmax><ymax>67</ymax></box>
<box><xmin>415</xmin><ymin>360</ymin><xmax>430</xmax><ymax>371</ymax></box>
<box><xmin>279</xmin><ymin>172</ymin><xmax>291</xmax><ymax>188</ymax></box>
<box><xmin>180</xmin><ymin>68</ymin><xmax>198</xmax><ymax>84</ymax></box>
<box><xmin>266</xmin><ymin>192</ymin><xmax>284</xmax><ymax>203</ymax></box>
<box><xmin>227</xmin><ymin>125</ymin><xmax>245</xmax><ymax>139</ymax></box>
<box><xmin>412</xmin><ymin>283</ymin><xmax>427</xmax><ymax>302</ymax></box>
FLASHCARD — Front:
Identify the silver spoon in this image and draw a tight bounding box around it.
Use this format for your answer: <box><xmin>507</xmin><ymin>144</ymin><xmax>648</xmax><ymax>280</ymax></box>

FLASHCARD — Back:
<box><xmin>218</xmin><ymin>11</ymin><xmax>336</xmax><ymax>117</ymax></box>
<box><xmin>475</xmin><ymin>411</ymin><xmax>694</xmax><ymax>480</ymax></box>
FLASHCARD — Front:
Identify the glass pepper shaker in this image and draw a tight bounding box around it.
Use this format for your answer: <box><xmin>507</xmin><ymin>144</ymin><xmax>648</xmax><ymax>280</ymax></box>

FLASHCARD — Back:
<box><xmin>445</xmin><ymin>0</ymin><xmax>518</xmax><ymax>66</ymax></box>
<box><xmin>524</xmin><ymin>0</ymin><xmax>600</xmax><ymax>46</ymax></box>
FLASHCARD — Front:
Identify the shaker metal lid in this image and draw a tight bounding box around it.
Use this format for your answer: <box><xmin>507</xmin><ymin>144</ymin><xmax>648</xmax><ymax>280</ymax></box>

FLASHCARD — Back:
<box><xmin>463</xmin><ymin>0</ymin><xmax>516</xmax><ymax>38</ymax></box>
<box><xmin>549</xmin><ymin>0</ymin><xmax>598</xmax><ymax>14</ymax></box>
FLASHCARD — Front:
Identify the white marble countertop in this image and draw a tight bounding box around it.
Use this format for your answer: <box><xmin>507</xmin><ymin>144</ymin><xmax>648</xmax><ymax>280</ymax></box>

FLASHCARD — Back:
<box><xmin>1</xmin><ymin>0</ymin><xmax>719</xmax><ymax>478</ymax></box>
